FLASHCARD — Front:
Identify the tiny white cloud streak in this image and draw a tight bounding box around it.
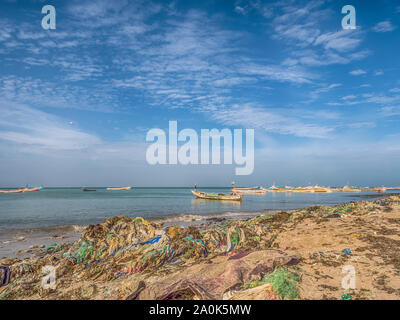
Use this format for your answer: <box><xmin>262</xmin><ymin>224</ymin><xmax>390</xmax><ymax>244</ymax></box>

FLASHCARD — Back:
<box><xmin>205</xmin><ymin>103</ymin><xmax>335</xmax><ymax>139</ymax></box>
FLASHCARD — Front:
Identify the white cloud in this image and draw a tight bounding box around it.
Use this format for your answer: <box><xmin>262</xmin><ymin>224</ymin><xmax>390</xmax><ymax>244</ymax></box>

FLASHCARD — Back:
<box><xmin>238</xmin><ymin>63</ymin><xmax>315</xmax><ymax>84</ymax></box>
<box><xmin>381</xmin><ymin>106</ymin><xmax>400</xmax><ymax>117</ymax></box>
<box><xmin>349</xmin><ymin>69</ymin><xmax>367</xmax><ymax>75</ymax></box>
<box><xmin>314</xmin><ymin>30</ymin><xmax>362</xmax><ymax>52</ymax></box>
<box><xmin>234</xmin><ymin>6</ymin><xmax>247</xmax><ymax>15</ymax></box>
<box><xmin>372</xmin><ymin>20</ymin><xmax>396</xmax><ymax>33</ymax></box>
<box><xmin>347</xmin><ymin>122</ymin><xmax>376</xmax><ymax>129</ymax></box>
<box><xmin>0</xmin><ymin>101</ymin><xmax>101</xmax><ymax>151</ymax></box>
<box><xmin>205</xmin><ymin>103</ymin><xmax>335</xmax><ymax>139</ymax></box>
<box><xmin>342</xmin><ymin>95</ymin><xmax>356</xmax><ymax>100</ymax></box>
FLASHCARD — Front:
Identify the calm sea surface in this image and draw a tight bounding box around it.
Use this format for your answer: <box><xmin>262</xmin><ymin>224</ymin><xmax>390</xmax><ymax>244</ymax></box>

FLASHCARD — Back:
<box><xmin>0</xmin><ymin>187</ymin><xmax>395</xmax><ymax>231</ymax></box>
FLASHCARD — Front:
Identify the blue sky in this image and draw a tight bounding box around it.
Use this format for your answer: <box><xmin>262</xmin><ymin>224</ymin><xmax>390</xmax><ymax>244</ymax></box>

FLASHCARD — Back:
<box><xmin>0</xmin><ymin>0</ymin><xmax>399</xmax><ymax>187</ymax></box>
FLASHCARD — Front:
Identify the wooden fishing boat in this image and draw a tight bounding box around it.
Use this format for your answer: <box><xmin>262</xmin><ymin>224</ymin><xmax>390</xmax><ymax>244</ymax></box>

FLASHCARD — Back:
<box><xmin>0</xmin><ymin>188</ymin><xmax>26</xmax><ymax>194</ymax></box>
<box><xmin>275</xmin><ymin>188</ymin><xmax>293</xmax><ymax>193</ymax></box>
<box><xmin>232</xmin><ymin>188</ymin><xmax>266</xmax><ymax>194</ymax></box>
<box><xmin>26</xmin><ymin>187</ymin><xmax>43</xmax><ymax>192</ymax></box>
<box><xmin>341</xmin><ymin>186</ymin><xmax>361</xmax><ymax>192</ymax></box>
<box><xmin>106</xmin><ymin>187</ymin><xmax>132</xmax><ymax>191</ymax></box>
<box><xmin>261</xmin><ymin>186</ymin><xmax>279</xmax><ymax>191</ymax></box>
<box><xmin>232</xmin><ymin>186</ymin><xmax>259</xmax><ymax>190</ymax></box>
<box><xmin>313</xmin><ymin>187</ymin><xmax>332</xmax><ymax>193</ymax></box>
<box><xmin>192</xmin><ymin>190</ymin><xmax>242</xmax><ymax>201</ymax></box>
<box><xmin>82</xmin><ymin>188</ymin><xmax>96</xmax><ymax>192</ymax></box>
<box><xmin>372</xmin><ymin>187</ymin><xmax>387</xmax><ymax>193</ymax></box>
<box><xmin>292</xmin><ymin>188</ymin><xmax>315</xmax><ymax>193</ymax></box>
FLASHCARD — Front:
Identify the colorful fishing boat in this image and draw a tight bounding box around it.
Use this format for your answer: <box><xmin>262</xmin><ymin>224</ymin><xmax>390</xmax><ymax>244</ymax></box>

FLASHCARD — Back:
<box><xmin>0</xmin><ymin>188</ymin><xmax>26</xmax><ymax>194</ymax></box>
<box><xmin>292</xmin><ymin>188</ymin><xmax>315</xmax><ymax>193</ymax></box>
<box><xmin>341</xmin><ymin>186</ymin><xmax>361</xmax><ymax>192</ymax></box>
<box><xmin>232</xmin><ymin>188</ymin><xmax>266</xmax><ymax>194</ymax></box>
<box><xmin>372</xmin><ymin>187</ymin><xmax>387</xmax><ymax>193</ymax></box>
<box><xmin>192</xmin><ymin>190</ymin><xmax>242</xmax><ymax>201</ymax></box>
<box><xmin>26</xmin><ymin>186</ymin><xmax>43</xmax><ymax>192</ymax></box>
<box><xmin>261</xmin><ymin>186</ymin><xmax>279</xmax><ymax>192</ymax></box>
<box><xmin>106</xmin><ymin>187</ymin><xmax>132</xmax><ymax>191</ymax></box>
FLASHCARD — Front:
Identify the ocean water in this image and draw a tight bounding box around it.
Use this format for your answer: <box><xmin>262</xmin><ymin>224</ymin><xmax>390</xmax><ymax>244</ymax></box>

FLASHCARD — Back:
<box><xmin>0</xmin><ymin>187</ymin><xmax>395</xmax><ymax>232</ymax></box>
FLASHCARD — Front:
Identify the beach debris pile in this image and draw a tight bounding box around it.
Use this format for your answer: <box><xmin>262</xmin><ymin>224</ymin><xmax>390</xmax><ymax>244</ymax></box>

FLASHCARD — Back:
<box><xmin>288</xmin><ymin>195</ymin><xmax>400</xmax><ymax>223</ymax></box>
<box><xmin>0</xmin><ymin>211</ymin><xmax>296</xmax><ymax>300</ymax></box>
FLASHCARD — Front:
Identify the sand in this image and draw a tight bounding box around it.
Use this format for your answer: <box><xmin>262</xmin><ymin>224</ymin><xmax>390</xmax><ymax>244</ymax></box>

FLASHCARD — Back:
<box><xmin>274</xmin><ymin>200</ymin><xmax>400</xmax><ymax>299</ymax></box>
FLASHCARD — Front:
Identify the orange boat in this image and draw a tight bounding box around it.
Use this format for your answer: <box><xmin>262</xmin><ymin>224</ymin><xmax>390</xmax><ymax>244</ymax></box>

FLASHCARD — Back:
<box><xmin>372</xmin><ymin>187</ymin><xmax>387</xmax><ymax>193</ymax></box>
<box><xmin>0</xmin><ymin>188</ymin><xmax>26</xmax><ymax>194</ymax></box>
<box><xmin>106</xmin><ymin>187</ymin><xmax>132</xmax><ymax>191</ymax></box>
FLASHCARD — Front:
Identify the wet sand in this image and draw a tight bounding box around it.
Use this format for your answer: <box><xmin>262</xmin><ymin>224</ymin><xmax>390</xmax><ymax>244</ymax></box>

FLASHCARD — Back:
<box><xmin>0</xmin><ymin>227</ymin><xmax>83</xmax><ymax>259</ymax></box>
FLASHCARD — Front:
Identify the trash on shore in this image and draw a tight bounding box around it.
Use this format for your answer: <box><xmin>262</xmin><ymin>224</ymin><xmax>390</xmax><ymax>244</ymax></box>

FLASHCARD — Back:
<box><xmin>0</xmin><ymin>266</ymin><xmax>10</xmax><ymax>287</ymax></box>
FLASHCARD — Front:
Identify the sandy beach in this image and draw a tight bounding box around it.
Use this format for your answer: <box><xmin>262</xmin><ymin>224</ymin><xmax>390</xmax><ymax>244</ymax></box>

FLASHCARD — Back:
<box><xmin>1</xmin><ymin>194</ymin><xmax>399</xmax><ymax>300</ymax></box>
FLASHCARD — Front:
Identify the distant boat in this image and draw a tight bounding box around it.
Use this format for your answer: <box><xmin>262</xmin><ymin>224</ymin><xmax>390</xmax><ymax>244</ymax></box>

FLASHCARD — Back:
<box><xmin>372</xmin><ymin>187</ymin><xmax>387</xmax><ymax>193</ymax></box>
<box><xmin>192</xmin><ymin>190</ymin><xmax>242</xmax><ymax>201</ymax></box>
<box><xmin>232</xmin><ymin>186</ymin><xmax>259</xmax><ymax>190</ymax></box>
<box><xmin>82</xmin><ymin>188</ymin><xmax>96</xmax><ymax>192</ymax></box>
<box><xmin>26</xmin><ymin>186</ymin><xmax>43</xmax><ymax>192</ymax></box>
<box><xmin>0</xmin><ymin>188</ymin><xmax>26</xmax><ymax>194</ymax></box>
<box><xmin>342</xmin><ymin>186</ymin><xmax>361</xmax><ymax>192</ymax></box>
<box><xmin>106</xmin><ymin>187</ymin><xmax>132</xmax><ymax>191</ymax></box>
<box><xmin>232</xmin><ymin>188</ymin><xmax>266</xmax><ymax>194</ymax></box>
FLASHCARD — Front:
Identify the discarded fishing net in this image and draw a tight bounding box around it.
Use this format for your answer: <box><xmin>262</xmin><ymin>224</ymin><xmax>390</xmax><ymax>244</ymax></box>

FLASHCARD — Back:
<box><xmin>136</xmin><ymin>249</ymin><xmax>299</xmax><ymax>300</ymax></box>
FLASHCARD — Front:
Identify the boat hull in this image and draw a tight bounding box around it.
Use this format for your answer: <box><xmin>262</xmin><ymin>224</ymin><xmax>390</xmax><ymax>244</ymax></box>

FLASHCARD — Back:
<box><xmin>192</xmin><ymin>190</ymin><xmax>242</xmax><ymax>201</ymax></box>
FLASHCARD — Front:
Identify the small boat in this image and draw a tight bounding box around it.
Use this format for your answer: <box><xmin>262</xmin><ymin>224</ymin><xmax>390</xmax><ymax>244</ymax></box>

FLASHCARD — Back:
<box><xmin>262</xmin><ymin>185</ymin><xmax>281</xmax><ymax>191</ymax></box>
<box><xmin>372</xmin><ymin>187</ymin><xmax>387</xmax><ymax>193</ymax></box>
<box><xmin>232</xmin><ymin>188</ymin><xmax>266</xmax><ymax>194</ymax></box>
<box><xmin>312</xmin><ymin>186</ymin><xmax>332</xmax><ymax>193</ymax></box>
<box><xmin>26</xmin><ymin>187</ymin><xmax>43</xmax><ymax>192</ymax></box>
<box><xmin>292</xmin><ymin>188</ymin><xmax>314</xmax><ymax>193</ymax></box>
<box><xmin>0</xmin><ymin>188</ymin><xmax>26</xmax><ymax>194</ymax></box>
<box><xmin>106</xmin><ymin>187</ymin><xmax>132</xmax><ymax>191</ymax></box>
<box><xmin>342</xmin><ymin>186</ymin><xmax>361</xmax><ymax>192</ymax></box>
<box><xmin>82</xmin><ymin>188</ymin><xmax>96</xmax><ymax>192</ymax></box>
<box><xmin>192</xmin><ymin>190</ymin><xmax>242</xmax><ymax>201</ymax></box>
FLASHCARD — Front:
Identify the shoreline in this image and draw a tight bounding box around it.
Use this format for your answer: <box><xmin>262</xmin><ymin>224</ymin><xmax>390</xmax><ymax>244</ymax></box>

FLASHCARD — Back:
<box><xmin>1</xmin><ymin>193</ymin><xmax>400</xmax><ymax>300</ymax></box>
<box><xmin>0</xmin><ymin>210</ymin><xmax>271</xmax><ymax>259</ymax></box>
<box><xmin>0</xmin><ymin>192</ymin><xmax>392</xmax><ymax>254</ymax></box>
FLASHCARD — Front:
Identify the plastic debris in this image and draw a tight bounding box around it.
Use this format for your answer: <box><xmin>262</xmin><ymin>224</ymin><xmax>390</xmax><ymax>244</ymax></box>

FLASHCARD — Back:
<box><xmin>342</xmin><ymin>248</ymin><xmax>351</xmax><ymax>255</ymax></box>
<box><xmin>0</xmin><ymin>266</ymin><xmax>10</xmax><ymax>287</ymax></box>
<box><xmin>341</xmin><ymin>293</ymin><xmax>352</xmax><ymax>300</ymax></box>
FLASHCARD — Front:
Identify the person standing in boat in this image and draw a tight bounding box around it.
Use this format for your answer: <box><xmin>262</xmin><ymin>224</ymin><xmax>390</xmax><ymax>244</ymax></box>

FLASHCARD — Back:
<box><xmin>194</xmin><ymin>184</ymin><xmax>197</xmax><ymax>190</ymax></box>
